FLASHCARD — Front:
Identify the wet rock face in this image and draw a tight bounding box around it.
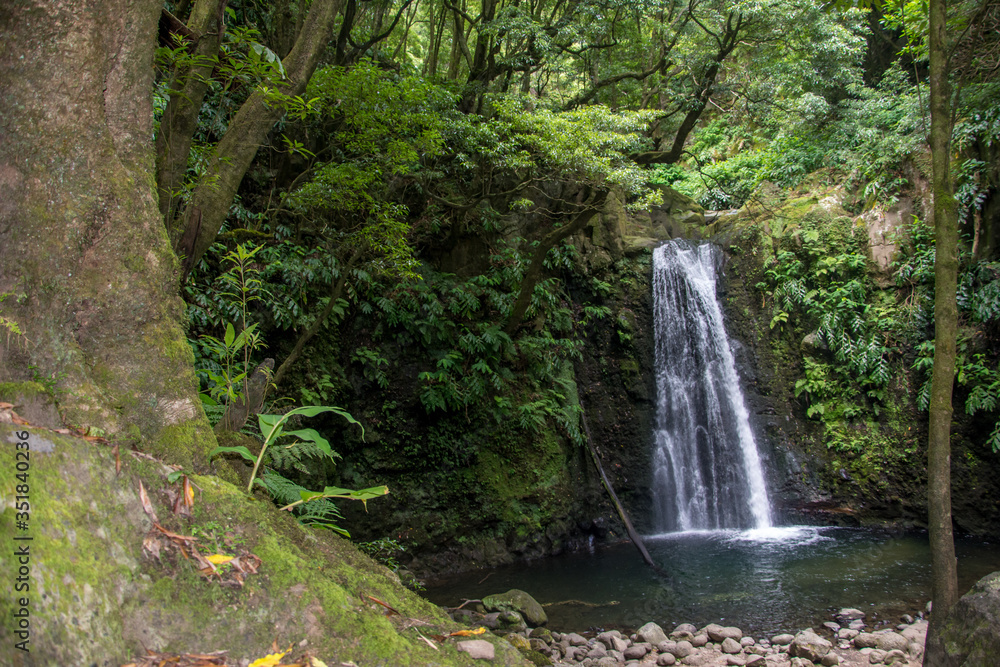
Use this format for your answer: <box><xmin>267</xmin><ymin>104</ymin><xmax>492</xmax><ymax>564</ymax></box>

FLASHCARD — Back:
<box><xmin>935</xmin><ymin>570</ymin><xmax>1000</xmax><ymax>666</ymax></box>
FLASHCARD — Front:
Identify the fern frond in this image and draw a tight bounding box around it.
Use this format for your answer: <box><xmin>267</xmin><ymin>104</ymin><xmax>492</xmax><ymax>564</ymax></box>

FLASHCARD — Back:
<box><xmin>258</xmin><ymin>470</ymin><xmax>345</xmax><ymax>526</ymax></box>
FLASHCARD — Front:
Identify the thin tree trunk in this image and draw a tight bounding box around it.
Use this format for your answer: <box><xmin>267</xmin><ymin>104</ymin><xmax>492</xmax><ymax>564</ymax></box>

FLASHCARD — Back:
<box><xmin>924</xmin><ymin>0</ymin><xmax>960</xmax><ymax>661</ymax></box>
<box><xmin>156</xmin><ymin>0</ymin><xmax>228</xmax><ymax>223</ymax></box>
<box><xmin>447</xmin><ymin>2</ymin><xmax>470</xmax><ymax>80</ymax></box>
<box><xmin>580</xmin><ymin>403</ymin><xmax>662</xmax><ymax>573</ymax></box>
<box><xmin>505</xmin><ymin>189</ymin><xmax>606</xmax><ymax>335</ymax></box>
<box><xmin>426</xmin><ymin>0</ymin><xmax>446</xmax><ymax>76</ymax></box>
<box><xmin>271</xmin><ymin>249</ymin><xmax>361</xmax><ymax>390</ymax></box>
<box><xmin>634</xmin><ymin>14</ymin><xmax>742</xmax><ymax>166</ymax></box>
<box><xmin>215</xmin><ymin>358</ymin><xmax>274</xmax><ymax>433</ymax></box>
<box><xmin>172</xmin><ymin>0</ymin><xmax>342</xmax><ymax>278</ymax></box>
<box><xmin>460</xmin><ymin>0</ymin><xmax>497</xmax><ymax>112</ymax></box>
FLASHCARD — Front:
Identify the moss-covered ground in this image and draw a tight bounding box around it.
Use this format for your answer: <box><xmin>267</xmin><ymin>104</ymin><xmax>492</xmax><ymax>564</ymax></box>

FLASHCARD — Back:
<box><xmin>0</xmin><ymin>424</ymin><xmax>529</xmax><ymax>666</ymax></box>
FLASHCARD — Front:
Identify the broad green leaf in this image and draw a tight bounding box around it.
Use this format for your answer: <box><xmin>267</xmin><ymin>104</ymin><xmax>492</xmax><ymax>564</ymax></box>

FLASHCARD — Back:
<box><xmin>224</xmin><ymin>322</ymin><xmax>235</xmax><ymax>348</ymax></box>
<box><xmin>209</xmin><ymin>445</ymin><xmax>256</xmax><ymax>463</ymax></box>
<box><xmin>282</xmin><ymin>428</ymin><xmax>336</xmax><ymax>459</ymax></box>
<box><xmin>258</xmin><ymin>413</ymin><xmax>281</xmax><ymax>430</ymax></box>
<box><xmin>293</xmin><ymin>484</ymin><xmax>389</xmax><ymax>511</ymax></box>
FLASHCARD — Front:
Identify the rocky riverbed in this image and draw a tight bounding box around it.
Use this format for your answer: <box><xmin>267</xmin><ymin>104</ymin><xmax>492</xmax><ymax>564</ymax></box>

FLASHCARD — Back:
<box><xmin>447</xmin><ymin>590</ymin><xmax>929</xmax><ymax>666</ymax></box>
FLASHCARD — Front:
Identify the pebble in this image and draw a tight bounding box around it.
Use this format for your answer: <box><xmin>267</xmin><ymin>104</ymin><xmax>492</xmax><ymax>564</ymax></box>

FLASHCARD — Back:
<box><xmin>448</xmin><ymin>600</ymin><xmax>929</xmax><ymax>666</ymax></box>
<box><xmin>836</xmin><ymin>608</ymin><xmax>867</xmax><ymax>622</ymax></box>
<box><xmin>884</xmin><ymin>649</ymin><xmax>908</xmax><ymax>665</ymax></box>
<box><xmin>722</xmin><ymin>637</ymin><xmax>742</xmax><ymax>654</ymax></box>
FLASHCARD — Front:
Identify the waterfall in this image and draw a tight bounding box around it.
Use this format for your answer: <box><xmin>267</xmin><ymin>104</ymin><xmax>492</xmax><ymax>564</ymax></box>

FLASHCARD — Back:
<box><xmin>651</xmin><ymin>239</ymin><xmax>772</xmax><ymax>532</ymax></box>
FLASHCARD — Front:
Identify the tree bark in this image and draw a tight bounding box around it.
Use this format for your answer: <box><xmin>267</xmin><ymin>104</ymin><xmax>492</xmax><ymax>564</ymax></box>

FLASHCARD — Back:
<box><xmin>0</xmin><ymin>0</ymin><xmax>215</xmax><ymax>470</ymax></box>
<box><xmin>172</xmin><ymin>0</ymin><xmax>342</xmax><ymax>278</ymax></box>
<box><xmin>924</xmin><ymin>0</ymin><xmax>960</xmax><ymax>661</ymax></box>
<box><xmin>505</xmin><ymin>189</ymin><xmax>607</xmax><ymax>335</ymax></box>
<box><xmin>215</xmin><ymin>358</ymin><xmax>274</xmax><ymax>434</ymax></box>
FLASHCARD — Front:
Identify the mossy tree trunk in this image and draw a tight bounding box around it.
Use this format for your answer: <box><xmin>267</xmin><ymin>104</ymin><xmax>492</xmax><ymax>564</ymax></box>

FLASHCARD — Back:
<box><xmin>924</xmin><ymin>0</ymin><xmax>960</xmax><ymax>661</ymax></box>
<box><xmin>0</xmin><ymin>0</ymin><xmax>215</xmax><ymax>470</ymax></box>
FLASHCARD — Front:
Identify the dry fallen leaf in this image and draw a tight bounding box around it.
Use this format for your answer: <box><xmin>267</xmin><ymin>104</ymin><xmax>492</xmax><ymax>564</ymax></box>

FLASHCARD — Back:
<box><xmin>153</xmin><ymin>523</ymin><xmax>198</xmax><ymax>543</ymax></box>
<box><xmin>414</xmin><ymin>631</ymin><xmax>440</xmax><ymax>651</ymax></box>
<box><xmin>0</xmin><ymin>402</ymin><xmax>29</xmax><ymax>425</ymax></box>
<box><xmin>366</xmin><ymin>595</ymin><xmax>400</xmax><ymax>616</ymax></box>
<box><xmin>142</xmin><ymin>534</ymin><xmax>162</xmax><ymax>560</ymax></box>
<box><xmin>138</xmin><ymin>481</ymin><xmax>159</xmax><ymax>524</ymax></box>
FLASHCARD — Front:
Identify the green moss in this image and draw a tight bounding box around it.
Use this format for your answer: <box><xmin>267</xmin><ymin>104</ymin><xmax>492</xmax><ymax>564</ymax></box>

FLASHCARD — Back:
<box><xmin>521</xmin><ymin>649</ymin><xmax>554</xmax><ymax>665</ymax></box>
<box><xmin>0</xmin><ymin>380</ymin><xmax>49</xmax><ymax>401</ymax></box>
<box><xmin>0</xmin><ymin>425</ymin><xmax>527</xmax><ymax>665</ymax></box>
<box><xmin>149</xmin><ymin>420</ymin><xmax>216</xmax><ymax>472</ymax></box>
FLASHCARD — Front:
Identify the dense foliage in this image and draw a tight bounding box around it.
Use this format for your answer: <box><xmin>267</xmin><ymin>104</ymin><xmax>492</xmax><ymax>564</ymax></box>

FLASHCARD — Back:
<box><xmin>156</xmin><ymin>0</ymin><xmax>1000</xmax><ymax>547</ymax></box>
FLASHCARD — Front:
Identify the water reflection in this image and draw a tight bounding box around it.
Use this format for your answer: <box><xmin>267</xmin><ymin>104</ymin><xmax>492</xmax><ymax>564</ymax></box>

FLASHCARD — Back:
<box><xmin>422</xmin><ymin>527</ymin><xmax>1000</xmax><ymax>636</ymax></box>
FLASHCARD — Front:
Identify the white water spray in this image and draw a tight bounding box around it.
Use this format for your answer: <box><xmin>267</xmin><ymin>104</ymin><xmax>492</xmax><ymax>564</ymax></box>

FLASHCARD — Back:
<box><xmin>651</xmin><ymin>240</ymin><xmax>772</xmax><ymax>532</ymax></box>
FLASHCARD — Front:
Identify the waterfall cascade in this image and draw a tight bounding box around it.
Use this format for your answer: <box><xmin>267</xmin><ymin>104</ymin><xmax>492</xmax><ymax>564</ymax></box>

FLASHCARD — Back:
<box><xmin>651</xmin><ymin>239</ymin><xmax>772</xmax><ymax>532</ymax></box>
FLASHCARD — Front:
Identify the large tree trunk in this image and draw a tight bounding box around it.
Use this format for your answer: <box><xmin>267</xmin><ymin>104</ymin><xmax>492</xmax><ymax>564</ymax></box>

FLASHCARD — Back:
<box><xmin>0</xmin><ymin>0</ymin><xmax>215</xmax><ymax>470</ymax></box>
<box><xmin>171</xmin><ymin>0</ymin><xmax>342</xmax><ymax>278</ymax></box>
<box><xmin>924</xmin><ymin>0</ymin><xmax>960</xmax><ymax>661</ymax></box>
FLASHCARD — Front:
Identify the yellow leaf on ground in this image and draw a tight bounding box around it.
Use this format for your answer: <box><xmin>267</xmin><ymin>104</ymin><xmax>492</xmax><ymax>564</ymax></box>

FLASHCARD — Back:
<box><xmin>205</xmin><ymin>553</ymin><xmax>234</xmax><ymax>565</ymax></box>
<box><xmin>248</xmin><ymin>647</ymin><xmax>290</xmax><ymax>667</ymax></box>
<box><xmin>309</xmin><ymin>658</ymin><xmax>329</xmax><ymax>667</ymax></box>
<box><xmin>448</xmin><ymin>627</ymin><xmax>487</xmax><ymax>637</ymax></box>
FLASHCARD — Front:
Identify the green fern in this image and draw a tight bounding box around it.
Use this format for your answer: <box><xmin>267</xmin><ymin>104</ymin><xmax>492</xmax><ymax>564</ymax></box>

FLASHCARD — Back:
<box><xmin>258</xmin><ymin>470</ymin><xmax>348</xmax><ymax>535</ymax></box>
<box><xmin>268</xmin><ymin>437</ymin><xmax>340</xmax><ymax>475</ymax></box>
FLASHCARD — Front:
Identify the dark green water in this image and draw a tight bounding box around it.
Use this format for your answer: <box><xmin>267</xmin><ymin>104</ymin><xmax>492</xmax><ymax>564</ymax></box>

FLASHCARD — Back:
<box><xmin>422</xmin><ymin>527</ymin><xmax>1000</xmax><ymax>636</ymax></box>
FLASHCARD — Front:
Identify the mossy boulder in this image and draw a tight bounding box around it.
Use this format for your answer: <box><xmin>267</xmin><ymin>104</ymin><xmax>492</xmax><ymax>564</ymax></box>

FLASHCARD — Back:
<box><xmin>934</xmin><ymin>570</ymin><xmax>1000</xmax><ymax>666</ymax></box>
<box><xmin>483</xmin><ymin>589</ymin><xmax>548</xmax><ymax>627</ymax></box>
<box><xmin>0</xmin><ymin>424</ymin><xmax>529</xmax><ymax>666</ymax></box>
